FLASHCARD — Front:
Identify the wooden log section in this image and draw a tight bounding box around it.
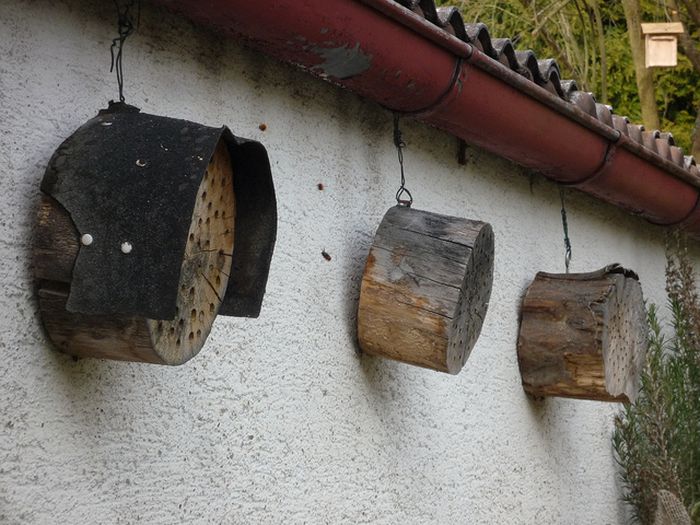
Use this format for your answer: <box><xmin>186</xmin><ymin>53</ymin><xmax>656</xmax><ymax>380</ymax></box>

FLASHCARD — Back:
<box><xmin>357</xmin><ymin>206</ymin><xmax>494</xmax><ymax>374</ymax></box>
<box><xmin>516</xmin><ymin>265</ymin><xmax>647</xmax><ymax>402</ymax></box>
<box><xmin>33</xmin><ymin>140</ymin><xmax>235</xmax><ymax>365</ymax></box>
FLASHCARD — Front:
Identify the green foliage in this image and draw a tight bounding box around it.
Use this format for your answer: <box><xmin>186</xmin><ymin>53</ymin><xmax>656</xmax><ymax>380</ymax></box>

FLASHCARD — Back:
<box><xmin>613</xmin><ymin>234</ymin><xmax>700</xmax><ymax>524</ymax></box>
<box><xmin>437</xmin><ymin>0</ymin><xmax>700</xmax><ymax>151</ymax></box>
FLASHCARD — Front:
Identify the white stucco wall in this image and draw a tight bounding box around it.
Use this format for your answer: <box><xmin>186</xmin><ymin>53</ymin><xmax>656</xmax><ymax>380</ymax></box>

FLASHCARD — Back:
<box><xmin>0</xmin><ymin>1</ymin><xmax>683</xmax><ymax>523</ymax></box>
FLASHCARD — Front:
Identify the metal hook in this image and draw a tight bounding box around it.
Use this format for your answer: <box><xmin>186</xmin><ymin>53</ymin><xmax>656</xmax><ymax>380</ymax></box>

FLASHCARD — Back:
<box><xmin>560</xmin><ymin>187</ymin><xmax>572</xmax><ymax>273</ymax></box>
<box><xmin>393</xmin><ymin>114</ymin><xmax>413</xmax><ymax>207</ymax></box>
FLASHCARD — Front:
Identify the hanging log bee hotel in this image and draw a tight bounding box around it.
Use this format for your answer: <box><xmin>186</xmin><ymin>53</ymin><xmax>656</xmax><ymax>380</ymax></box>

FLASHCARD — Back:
<box><xmin>34</xmin><ymin>103</ymin><xmax>277</xmax><ymax>365</ymax></box>
<box><xmin>516</xmin><ymin>265</ymin><xmax>647</xmax><ymax>402</ymax></box>
<box><xmin>357</xmin><ymin>206</ymin><xmax>495</xmax><ymax>374</ymax></box>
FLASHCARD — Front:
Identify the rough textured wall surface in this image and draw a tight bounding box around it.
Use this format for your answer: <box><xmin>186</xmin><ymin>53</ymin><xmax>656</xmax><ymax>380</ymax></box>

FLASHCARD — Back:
<box><xmin>0</xmin><ymin>1</ymin><xmax>679</xmax><ymax>523</ymax></box>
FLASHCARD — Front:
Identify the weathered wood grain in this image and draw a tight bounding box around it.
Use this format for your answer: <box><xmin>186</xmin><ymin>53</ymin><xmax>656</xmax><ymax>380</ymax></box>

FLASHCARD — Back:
<box><xmin>516</xmin><ymin>265</ymin><xmax>647</xmax><ymax>402</ymax></box>
<box><xmin>357</xmin><ymin>206</ymin><xmax>494</xmax><ymax>374</ymax></box>
<box><xmin>35</xmin><ymin>139</ymin><xmax>235</xmax><ymax>365</ymax></box>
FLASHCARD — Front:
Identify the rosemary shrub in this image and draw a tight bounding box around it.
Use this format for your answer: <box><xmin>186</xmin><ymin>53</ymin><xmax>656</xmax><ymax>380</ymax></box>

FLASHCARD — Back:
<box><xmin>613</xmin><ymin>234</ymin><xmax>700</xmax><ymax>524</ymax></box>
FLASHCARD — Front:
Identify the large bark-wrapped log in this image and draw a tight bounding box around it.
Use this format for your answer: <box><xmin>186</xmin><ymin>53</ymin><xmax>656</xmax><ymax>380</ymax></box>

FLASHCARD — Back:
<box><xmin>516</xmin><ymin>264</ymin><xmax>647</xmax><ymax>402</ymax></box>
<box><xmin>357</xmin><ymin>206</ymin><xmax>494</xmax><ymax>374</ymax></box>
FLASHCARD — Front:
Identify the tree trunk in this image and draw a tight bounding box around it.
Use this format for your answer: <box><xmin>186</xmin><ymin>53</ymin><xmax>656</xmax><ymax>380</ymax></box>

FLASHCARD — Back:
<box><xmin>680</xmin><ymin>0</ymin><xmax>700</xmax><ymax>27</ymax></box>
<box><xmin>622</xmin><ymin>0</ymin><xmax>661</xmax><ymax>130</ymax></box>
<box><xmin>589</xmin><ymin>0</ymin><xmax>608</xmax><ymax>103</ymax></box>
<box><xmin>669</xmin><ymin>0</ymin><xmax>700</xmax><ymax>157</ymax></box>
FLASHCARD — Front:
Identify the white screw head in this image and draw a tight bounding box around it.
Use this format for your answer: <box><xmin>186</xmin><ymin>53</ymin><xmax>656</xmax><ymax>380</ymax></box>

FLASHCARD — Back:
<box><xmin>135</xmin><ymin>159</ymin><xmax>147</xmax><ymax>167</ymax></box>
<box><xmin>120</xmin><ymin>241</ymin><xmax>133</xmax><ymax>254</ymax></box>
<box><xmin>80</xmin><ymin>234</ymin><xmax>93</xmax><ymax>246</ymax></box>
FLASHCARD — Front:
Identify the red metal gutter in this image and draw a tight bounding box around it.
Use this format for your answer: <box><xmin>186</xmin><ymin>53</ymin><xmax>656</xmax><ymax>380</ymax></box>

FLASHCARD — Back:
<box><xmin>156</xmin><ymin>0</ymin><xmax>700</xmax><ymax>236</ymax></box>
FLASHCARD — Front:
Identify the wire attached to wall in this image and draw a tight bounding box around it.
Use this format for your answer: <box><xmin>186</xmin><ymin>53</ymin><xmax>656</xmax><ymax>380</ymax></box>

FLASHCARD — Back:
<box><xmin>110</xmin><ymin>0</ymin><xmax>140</xmax><ymax>103</ymax></box>
<box><xmin>393</xmin><ymin>114</ymin><xmax>413</xmax><ymax>207</ymax></box>
<box><xmin>559</xmin><ymin>187</ymin><xmax>572</xmax><ymax>273</ymax></box>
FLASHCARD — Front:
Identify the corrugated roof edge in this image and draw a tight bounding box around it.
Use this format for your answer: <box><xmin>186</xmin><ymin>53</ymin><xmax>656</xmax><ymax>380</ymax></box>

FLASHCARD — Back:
<box><xmin>153</xmin><ymin>0</ymin><xmax>700</xmax><ymax>237</ymax></box>
<box><xmin>394</xmin><ymin>0</ymin><xmax>699</xmax><ymax>183</ymax></box>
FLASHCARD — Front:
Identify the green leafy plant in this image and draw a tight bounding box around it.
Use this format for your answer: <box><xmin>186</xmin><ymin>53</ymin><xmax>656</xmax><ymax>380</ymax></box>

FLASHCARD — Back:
<box><xmin>613</xmin><ymin>232</ymin><xmax>700</xmax><ymax>524</ymax></box>
<box><xmin>438</xmin><ymin>1</ymin><xmax>700</xmax><ymax>152</ymax></box>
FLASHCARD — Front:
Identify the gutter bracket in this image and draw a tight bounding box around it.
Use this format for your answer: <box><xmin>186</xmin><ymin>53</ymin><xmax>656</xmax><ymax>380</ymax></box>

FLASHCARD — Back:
<box><xmin>561</xmin><ymin>132</ymin><xmax>621</xmax><ymax>188</ymax></box>
<box><xmin>393</xmin><ymin>57</ymin><xmax>466</xmax><ymax>119</ymax></box>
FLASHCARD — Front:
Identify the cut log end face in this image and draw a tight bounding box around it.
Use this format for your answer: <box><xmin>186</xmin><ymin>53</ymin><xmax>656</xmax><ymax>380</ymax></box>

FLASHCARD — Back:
<box><xmin>358</xmin><ymin>206</ymin><xmax>494</xmax><ymax>374</ymax></box>
<box><xmin>602</xmin><ymin>276</ymin><xmax>646</xmax><ymax>402</ymax></box>
<box><xmin>148</xmin><ymin>139</ymin><xmax>234</xmax><ymax>364</ymax></box>
<box><xmin>446</xmin><ymin>224</ymin><xmax>495</xmax><ymax>373</ymax></box>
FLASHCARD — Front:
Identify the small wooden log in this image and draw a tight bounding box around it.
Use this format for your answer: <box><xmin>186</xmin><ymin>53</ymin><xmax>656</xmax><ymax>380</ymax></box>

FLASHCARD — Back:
<box><xmin>34</xmin><ymin>140</ymin><xmax>235</xmax><ymax>365</ymax></box>
<box><xmin>357</xmin><ymin>206</ymin><xmax>494</xmax><ymax>374</ymax></box>
<box><xmin>516</xmin><ymin>265</ymin><xmax>647</xmax><ymax>402</ymax></box>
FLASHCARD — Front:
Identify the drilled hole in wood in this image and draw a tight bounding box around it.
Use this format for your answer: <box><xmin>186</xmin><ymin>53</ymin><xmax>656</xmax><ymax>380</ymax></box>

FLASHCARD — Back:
<box><xmin>34</xmin><ymin>135</ymin><xmax>238</xmax><ymax>367</ymax></box>
<box><xmin>143</xmin><ymin>139</ymin><xmax>235</xmax><ymax>364</ymax></box>
<box><xmin>357</xmin><ymin>207</ymin><xmax>494</xmax><ymax>375</ymax></box>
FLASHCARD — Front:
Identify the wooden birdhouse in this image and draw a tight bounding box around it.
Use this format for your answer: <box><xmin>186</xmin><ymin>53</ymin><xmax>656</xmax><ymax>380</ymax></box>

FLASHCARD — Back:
<box><xmin>34</xmin><ymin>102</ymin><xmax>277</xmax><ymax>365</ymax></box>
<box><xmin>516</xmin><ymin>265</ymin><xmax>647</xmax><ymax>402</ymax></box>
<box><xmin>357</xmin><ymin>206</ymin><xmax>494</xmax><ymax>374</ymax></box>
<box><xmin>642</xmin><ymin>22</ymin><xmax>684</xmax><ymax>68</ymax></box>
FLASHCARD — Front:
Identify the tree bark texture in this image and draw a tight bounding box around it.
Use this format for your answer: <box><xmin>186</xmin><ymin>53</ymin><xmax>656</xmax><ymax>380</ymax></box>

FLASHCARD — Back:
<box><xmin>517</xmin><ymin>265</ymin><xmax>647</xmax><ymax>402</ymax></box>
<box><xmin>622</xmin><ymin>0</ymin><xmax>661</xmax><ymax>130</ymax></box>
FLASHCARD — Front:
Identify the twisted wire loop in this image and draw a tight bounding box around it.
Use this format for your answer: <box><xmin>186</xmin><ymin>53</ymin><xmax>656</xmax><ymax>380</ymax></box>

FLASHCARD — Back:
<box><xmin>393</xmin><ymin>114</ymin><xmax>413</xmax><ymax>207</ymax></box>
<box><xmin>559</xmin><ymin>187</ymin><xmax>572</xmax><ymax>273</ymax></box>
<box><xmin>110</xmin><ymin>0</ymin><xmax>140</xmax><ymax>103</ymax></box>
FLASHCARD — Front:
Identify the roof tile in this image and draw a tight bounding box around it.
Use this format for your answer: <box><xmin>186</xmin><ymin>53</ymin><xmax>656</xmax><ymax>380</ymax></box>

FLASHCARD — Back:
<box><xmin>404</xmin><ymin>0</ymin><xmax>696</xmax><ymax>172</ymax></box>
